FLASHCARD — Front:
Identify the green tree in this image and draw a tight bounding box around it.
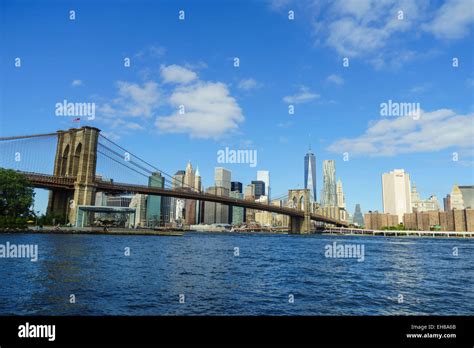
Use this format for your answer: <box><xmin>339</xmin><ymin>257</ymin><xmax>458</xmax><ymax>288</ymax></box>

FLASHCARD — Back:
<box><xmin>0</xmin><ymin>168</ymin><xmax>35</xmax><ymax>218</ymax></box>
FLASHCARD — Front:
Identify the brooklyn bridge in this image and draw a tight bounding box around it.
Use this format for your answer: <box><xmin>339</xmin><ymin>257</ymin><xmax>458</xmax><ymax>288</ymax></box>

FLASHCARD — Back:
<box><xmin>0</xmin><ymin>126</ymin><xmax>348</xmax><ymax>233</ymax></box>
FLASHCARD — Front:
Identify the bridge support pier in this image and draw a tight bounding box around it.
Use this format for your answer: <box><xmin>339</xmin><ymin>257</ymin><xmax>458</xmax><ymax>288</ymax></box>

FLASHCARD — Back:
<box><xmin>288</xmin><ymin>216</ymin><xmax>311</xmax><ymax>234</ymax></box>
<box><xmin>47</xmin><ymin>127</ymin><xmax>100</xmax><ymax>225</ymax></box>
<box><xmin>287</xmin><ymin>189</ymin><xmax>312</xmax><ymax>234</ymax></box>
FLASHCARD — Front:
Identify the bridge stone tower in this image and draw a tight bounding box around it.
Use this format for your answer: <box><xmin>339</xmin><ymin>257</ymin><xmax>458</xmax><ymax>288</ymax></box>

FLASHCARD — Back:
<box><xmin>47</xmin><ymin>126</ymin><xmax>100</xmax><ymax>225</ymax></box>
<box><xmin>287</xmin><ymin>189</ymin><xmax>311</xmax><ymax>234</ymax></box>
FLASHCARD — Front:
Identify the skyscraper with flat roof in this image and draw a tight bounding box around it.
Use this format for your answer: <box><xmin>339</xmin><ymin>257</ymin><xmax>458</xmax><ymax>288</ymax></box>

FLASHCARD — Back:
<box><xmin>257</xmin><ymin>170</ymin><xmax>270</xmax><ymax>199</ymax></box>
<box><xmin>215</xmin><ymin>167</ymin><xmax>231</xmax><ymax>190</ymax></box>
<box><xmin>353</xmin><ymin>204</ymin><xmax>364</xmax><ymax>227</ymax></box>
<box><xmin>382</xmin><ymin>169</ymin><xmax>412</xmax><ymax>223</ymax></box>
<box><xmin>251</xmin><ymin>180</ymin><xmax>265</xmax><ymax>199</ymax></box>
<box><xmin>336</xmin><ymin>179</ymin><xmax>345</xmax><ymax>208</ymax></box>
<box><xmin>146</xmin><ymin>172</ymin><xmax>164</xmax><ymax>227</ymax></box>
<box><xmin>459</xmin><ymin>185</ymin><xmax>474</xmax><ymax>209</ymax></box>
<box><xmin>231</xmin><ymin>181</ymin><xmax>243</xmax><ymax>193</ymax></box>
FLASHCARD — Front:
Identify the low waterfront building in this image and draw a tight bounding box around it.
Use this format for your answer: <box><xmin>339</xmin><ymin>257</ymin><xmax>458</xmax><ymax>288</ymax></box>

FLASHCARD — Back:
<box><xmin>271</xmin><ymin>199</ymin><xmax>289</xmax><ymax>227</ymax></box>
<box><xmin>107</xmin><ymin>195</ymin><xmax>132</xmax><ymax>207</ymax></box>
<box><xmin>254</xmin><ymin>211</ymin><xmax>272</xmax><ymax>226</ymax></box>
<box><xmin>316</xmin><ymin>205</ymin><xmax>347</xmax><ymax>222</ymax></box>
<box><xmin>364</xmin><ymin>211</ymin><xmax>399</xmax><ymax>230</ymax></box>
<box><xmin>404</xmin><ymin>209</ymin><xmax>474</xmax><ymax>232</ymax></box>
<box><xmin>129</xmin><ymin>194</ymin><xmax>147</xmax><ymax>227</ymax></box>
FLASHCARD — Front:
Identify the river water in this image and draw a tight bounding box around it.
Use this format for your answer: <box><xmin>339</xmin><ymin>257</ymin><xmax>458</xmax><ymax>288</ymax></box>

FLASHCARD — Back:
<box><xmin>0</xmin><ymin>232</ymin><xmax>472</xmax><ymax>315</ymax></box>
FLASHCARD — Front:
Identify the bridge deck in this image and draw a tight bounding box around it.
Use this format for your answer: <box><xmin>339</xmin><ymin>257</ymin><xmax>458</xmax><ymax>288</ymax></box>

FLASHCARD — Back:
<box><xmin>20</xmin><ymin>171</ymin><xmax>348</xmax><ymax>226</ymax></box>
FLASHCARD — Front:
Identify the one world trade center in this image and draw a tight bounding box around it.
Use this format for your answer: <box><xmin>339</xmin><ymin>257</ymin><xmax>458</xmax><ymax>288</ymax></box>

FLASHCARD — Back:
<box><xmin>304</xmin><ymin>145</ymin><xmax>317</xmax><ymax>202</ymax></box>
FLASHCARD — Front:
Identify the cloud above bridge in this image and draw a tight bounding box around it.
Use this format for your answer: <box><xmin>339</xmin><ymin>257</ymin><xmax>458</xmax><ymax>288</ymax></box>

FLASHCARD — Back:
<box><xmin>97</xmin><ymin>64</ymin><xmax>245</xmax><ymax>140</ymax></box>
<box><xmin>155</xmin><ymin>80</ymin><xmax>244</xmax><ymax>139</ymax></box>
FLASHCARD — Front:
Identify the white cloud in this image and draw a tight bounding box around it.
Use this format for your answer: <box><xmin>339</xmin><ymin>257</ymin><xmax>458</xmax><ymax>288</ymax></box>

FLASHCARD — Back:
<box><xmin>314</xmin><ymin>0</ymin><xmax>424</xmax><ymax>60</ymax></box>
<box><xmin>423</xmin><ymin>0</ymin><xmax>474</xmax><ymax>39</ymax></box>
<box><xmin>283</xmin><ymin>86</ymin><xmax>319</xmax><ymax>104</ymax></box>
<box><xmin>409</xmin><ymin>83</ymin><xmax>431</xmax><ymax>93</ymax></box>
<box><xmin>97</xmin><ymin>81</ymin><xmax>162</xmax><ymax>134</ymax></box>
<box><xmin>135</xmin><ymin>45</ymin><xmax>166</xmax><ymax>59</ymax></box>
<box><xmin>114</xmin><ymin>81</ymin><xmax>162</xmax><ymax>117</ymax></box>
<box><xmin>160</xmin><ymin>64</ymin><xmax>197</xmax><ymax>84</ymax></box>
<box><xmin>327</xmin><ymin>108</ymin><xmax>474</xmax><ymax>157</ymax></box>
<box><xmin>238</xmin><ymin>78</ymin><xmax>261</xmax><ymax>90</ymax></box>
<box><xmin>271</xmin><ymin>0</ymin><xmax>471</xmax><ymax>68</ymax></box>
<box><xmin>98</xmin><ymin>62</ymin><xmax>245</xmax><ymax>139</ymax></box>
<box><xmin>156</xmin><ymin>81</ymin><xmax>244</xmax><ymax>139</ymax></box>
<box><xmin>326</xmin><ymin>74</ymin><xmax>344</xmax><ymax>85</ymax></box>
<box><xmin>71</xmin><ymin>80</ymin><xmax>82</xmax><ymax>87</ymax></box>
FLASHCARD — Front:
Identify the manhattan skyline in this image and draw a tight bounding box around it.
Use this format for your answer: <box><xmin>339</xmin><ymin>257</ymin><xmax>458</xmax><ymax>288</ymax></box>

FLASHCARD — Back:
<box><xmin>2</xmin><ymin>0</ymin><xmax>473</xmax><ymax>215</ymax></box>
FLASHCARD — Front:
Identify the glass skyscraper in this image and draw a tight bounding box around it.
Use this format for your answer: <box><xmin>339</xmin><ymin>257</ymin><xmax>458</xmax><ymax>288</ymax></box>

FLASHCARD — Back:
<box><xmin>353</xmin><ymin>204</ymin><xmax>364</xmax><ymax>227</ymax></box>
<box><xmin>146</xmin><ymin>172</ymin><xmax>164</xmax><ymax>227</ymax></box>
<box><xmin>251</xmin><ymin>180</ymin><xmax>265</xmax><ymax>198</ymax></box>
<box><xmin>304</xmin><ymin>147</ymin><xmax>317</xmax><ymax>202</ymax></box>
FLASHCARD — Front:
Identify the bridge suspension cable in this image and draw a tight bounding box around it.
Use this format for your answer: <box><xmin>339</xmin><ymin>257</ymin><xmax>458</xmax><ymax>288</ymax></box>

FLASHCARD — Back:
<box><xmin>0</xmin><ymin>132</ymin><xmax>57</xmax><ymax>141</ymax></box>
<box><xmin>98</xmin><ymin>134</ymin><xmax>203</xmax><ymax>193</ymax></box>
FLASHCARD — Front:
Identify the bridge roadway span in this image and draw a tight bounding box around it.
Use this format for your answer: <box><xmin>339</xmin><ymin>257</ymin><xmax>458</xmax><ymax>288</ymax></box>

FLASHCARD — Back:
<box><xmin>22</xmin><ymin>172</ymin><xmax>348</xmax><ymax>227</ymax></box>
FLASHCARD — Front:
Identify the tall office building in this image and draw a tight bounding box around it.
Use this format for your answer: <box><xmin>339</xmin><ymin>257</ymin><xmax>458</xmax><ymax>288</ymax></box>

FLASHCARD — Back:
<box><xmin>215</xmin><ymin>167</ymin><xmax>231</xmax><ymax>191</ymax></box>
<box><xmin>194</xmin><ymin>167</ymin><xmax>202</xmax><ymax>223</ymax></box>
<box><xmin>184</xmin><ymin>161</ymin><xmax>195</xmax><ymax>190</ymax></box>
<box><xmin>459</xmin><ymin>185</ymin><xmax>474</xmax><ymax>209</ymax></box>
<box><xmin>443</xmin><ymin>194</ymin><xmax>451</xmax><ymax>211</ymax></box>
<box><xmin>194</xmin><ymin>167</ymin><xmax>202</xmax><ymax>192</ymax></box>
<box><xmin>203</xmin><ymin>167</ymin><xmax>231</xmax><ymax>224</ymax></box>
<box><xmin>204</xmin><ymin>186</ymin><xmax>230</xmax><ymax>224</ymax></box>
<box><xmin>321</xmin><ymin>160</ymin><xmax>337</xmax><ymax>207</ymax></box>
<box><xmin>230</xmin><ymin>191</ymin><xmax>244</xmax><ymax>225</ymax></box>
<box><xmin>336</xmin><ymin>179</ymin><xmax>345</xmax><ymax>208</ymax></box>
<box><xmin>304</xmin><ymin>146</ymin><xmax>317</xmax><ymax>202</ymax></box>
<box><xmin>382</xmin><ymin>169</ymin><xmax>412</xmax><ymax>223</ymax></box>
<box><xmin>146</xmin><ymin>172</ymin><xmax>164</xmax><ymax>227</ymax></box>
<box><xmin>231</xmin><ymin>181</ymin><xmax>243</xmax><ymax>193</ymax></box>
<box><xmin>251</xmin><ymin>180</ymin><xmax>265</xmax><ymax>199</ymax></box>
<box><xmin>450</xmin><ymin>184</ymin><xmax>465</xmax><ymax>210</ymax></box>
<box><xmin>244</xmin><ymin>184</ymin><xmax>255</xmax><ymax>199</ymax></box>
<box><xmin>244</xmin><ymin>184</ymin><xmax>256</xmax><ymax>223</ymax></box>
<box><xmin>161</xmin><ymin>196</ymin><xmax>172</xmax><ymax>225</ymax></box>
<box><xmin>257</xmin><ymin>170</ymin><xmax>270</xmax><ymax>199</ymax></box>
<box><xmin>353</xmin><ymin>204</ymin><xmax>364</xmax><ymax>227</ymax></box>
<box><xmin>172</xmin><ymin>170</ymin><xmax>185</xmax><ymax>188</ymax></box>
<box><xmin>183</xmin><ymin>162</ymin><xmax>197</xmax><ymax>224</ymax></box>
<box><xmin>171</xmin><ymin>170</ymin><xmax>185</xmax><ymax>222</ymax></box>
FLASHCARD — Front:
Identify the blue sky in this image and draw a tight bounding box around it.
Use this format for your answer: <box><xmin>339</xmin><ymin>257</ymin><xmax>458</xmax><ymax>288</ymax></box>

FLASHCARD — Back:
<box><xmin>1</xmin><ymin>0</ymin><xmax>473</xmax><ymax>215</ymax></box>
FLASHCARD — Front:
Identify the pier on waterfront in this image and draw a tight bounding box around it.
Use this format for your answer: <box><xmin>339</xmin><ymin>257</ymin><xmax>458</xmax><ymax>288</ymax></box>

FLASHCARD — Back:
<box><xmin>323</xmin><ymin>227</ymin><xmax>474</xmax><ymax>238</ymax></box>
